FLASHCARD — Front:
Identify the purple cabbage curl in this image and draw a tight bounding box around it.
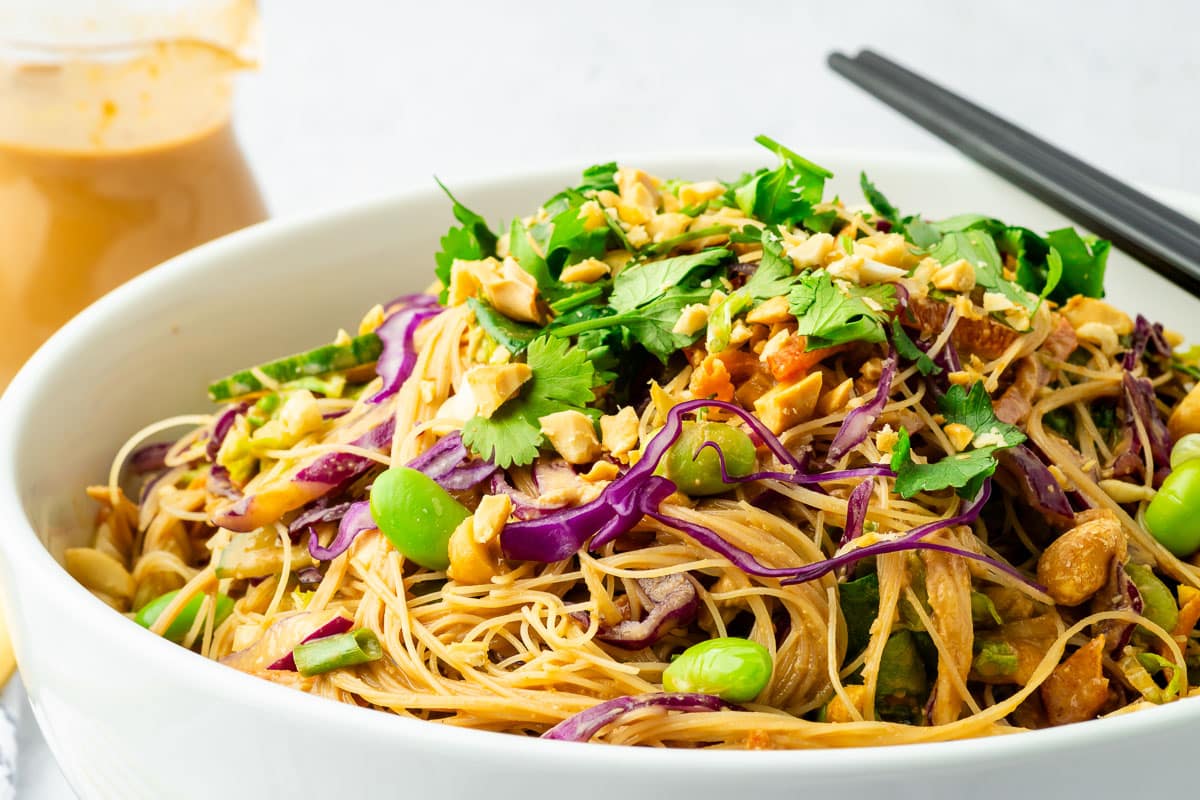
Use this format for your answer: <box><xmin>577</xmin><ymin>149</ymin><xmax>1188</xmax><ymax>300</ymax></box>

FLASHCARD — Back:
<box><xmin>129</xmin><ymin>442</ymin><xmax>173</xmax><ymax>474</ymax></box>
<box><xmin>996</xmin><ymin>444</ymin><xmax>1075</xmax><ymax>526</ymax></box>
<box><xmin>827</xmin><ymin>348</ymin><xmax>897</xmax><ymax>462</ymax></box>
<box><xmin>266</xmin><ymin>615</ymin><xmax>354</xmax><ymax>671</ymax></box>
<box><xmin>541</xmin><ymin>693</ymin><xmax>737</xmax><ymax>742</ymax></box>
<box><xmin>488</xmin><ymin>473</ymin><xmax>567</xmax><ymax>521</ymax></box>
<box><xmin>288</xmin><ymin>497</ymin><xmax>353</xmax><ymax>537</ymax></box>
<box><xmin>839</xmin><ymin>479</ymin><xmax>875</xmax><ymax>547</ymax></box>
<box><xmin>206</xmin><ymin>402</ymin><xmax>249</xmax><ymax>461</ymax></box>
<box><xmin>1119</xmin><ymin>371</ymin><xmax>1173</xmax><ymax>481</ymax></box>
<box><xmin>590</xmin><ymin>574</ymin><xmax>698</xmax><ymax>650</ymax></box>
<box><xmin>297</xmin><ymin>566</ymin><xmax>324</xmax><ymax>587</ymax></box>
<box><xmin>308</xmin><ymin>501</ymin><xmax>375</xmax><ymax>561</ymax></box>
<box><xmin>367</xmin><ymin>303</ymin><xmax>442</xmax><ymax>405</ymax></box>
<box><xmin>1122</xmin><ymin>314</ymin><xmax>1171</xmax><ymax>371</ymax></box>
<box><xmin>407</xmin><ymin>430</ymin><xmax>497</xmax><ymax>491</ymax></box>
<box><xmin>206</xmin><ymin>465</ymin><xmax>242</xmax><ymax>500</ymax></box>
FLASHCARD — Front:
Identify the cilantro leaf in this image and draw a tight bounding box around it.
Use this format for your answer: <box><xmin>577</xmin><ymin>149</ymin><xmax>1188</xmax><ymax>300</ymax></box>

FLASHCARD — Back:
<box><xmin>860</xmin><ymin>172</ymin><xmax>902</xmax><ymax>229</ymax></box>
<box><xmin>707</xmin><ymin>231</ymin><xmax>797</xmax><ymax>353</ymax></box>
<box><xmin>891</xmin><ymin>429</ymin><xmax>1001</xmax><ymax>499</ymax></box>
<box><xmin>576</xmin><ymin>162</ymin><xmax>618</xmax><ymax>193</ymax></box>
<box><xmin>727</xmin><ymin>135</ymin><xmax>832</xmax><ymax>228</ymax></box>
<box><xmin>462</xmin><ymin>337</ymin><xmax>595</xmax><ymax>468</ymax></box>
<box><xmin>609</xmin><ymin>249</ymin><xmax>728</xmax><ymax>312</ymax></box>
<box><xmin>890</xmin><ymin>318</ymin><xmax>939</xmax><ymax>375</ymax></box>
<box><xmin>788</xmin><ymin>271</ymin><xmax>897</xmax><ymax>350</ymax></box>
<box><xmin>508</xmin><ymin>218</ymin><xmax>554</xmax><ymax>289</ymax></box>
<box><xmin>618</xmin><ymin>286</ymin><xmax>714</xmax><ymax>361</ymax></box>
<box><xmin>433</xmin><ymin>179</ymin><xmax>498</xmax><ymax>289</ymax></box>
<box><xmin>889</xmin><ymin>382</ymin><xmax>1025</xmax><ymax>498</ymax></box>
<box><xmin>940</xmin><ymin>382</ymin><xmax>1024</xmax><ymax>448</ymax></box>
<box><xmin>1044</xmin><ymin>228</ymin><xmax>1108</xmax><ymax>301</ymax></box>
<box><xmin>467</xmin><ymin>297</ymin><xmax>539</xmax><ymax>355</ymax></box>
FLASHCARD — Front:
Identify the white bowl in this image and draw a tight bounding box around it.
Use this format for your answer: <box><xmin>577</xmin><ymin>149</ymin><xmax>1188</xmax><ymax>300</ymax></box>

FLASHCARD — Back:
<box><xmin>1</xmin><ymin>151</ymin><xmax>1198</xmax><ymax>799</ymax></box>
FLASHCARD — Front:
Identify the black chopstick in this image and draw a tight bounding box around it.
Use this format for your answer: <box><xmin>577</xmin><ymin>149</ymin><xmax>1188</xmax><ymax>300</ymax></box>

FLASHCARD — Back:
<box><xmin>827</xmin><ymin>49</ymin><xmax>1200</xmax><ymax>298</ymax></box>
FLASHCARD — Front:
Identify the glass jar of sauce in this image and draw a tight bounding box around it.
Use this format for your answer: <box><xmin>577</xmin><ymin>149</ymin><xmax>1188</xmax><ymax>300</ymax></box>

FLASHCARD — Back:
<box><xmin>0</xmin><ymin>0</ymin><xmax>267</xmax><ymax>387</ymax></box>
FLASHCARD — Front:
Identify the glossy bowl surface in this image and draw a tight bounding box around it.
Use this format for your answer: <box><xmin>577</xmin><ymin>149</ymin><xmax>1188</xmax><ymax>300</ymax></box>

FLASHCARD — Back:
<box><xmin>1</xmin><ymin>151</ymin><xmax>1197</xmax><ymax>799</ymax></box>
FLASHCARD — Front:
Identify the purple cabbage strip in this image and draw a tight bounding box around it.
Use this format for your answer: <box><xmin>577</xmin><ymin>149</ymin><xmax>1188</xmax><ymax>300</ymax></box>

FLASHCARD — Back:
<box><xmin>1122</xmin><ymin>314</ymin><xmax>1171</xmax><ymax>370</ymax></box>
<box><xmin>594</xmin><ymin>574</ymin><xmax>698</xmax><ymax>651</ymax></box>
<box><xmin>1121</xmin><ymin>371</ymin><xmax>1173</xmax><ymax>476</ymax></box>
<box><xmin>206</xmin><ymin>402</ymin><xmax>248</xmax><ymax>461</ymax></box>
<box><xmin>996</xmin><ymin>445</ymin><xmax>1075</xmax><ymax>526</ymax></box>
<box><xmin>489</xmin><ymin>473</ymin><xmax>567</xmax><ymax>521</ymax></box>
<box><xmin>309</xmin><ymin>501</ymin><xmax>375</xmax><ymax>561</ymax></box>
<box><xmin>541</xmin><ymin>693</ymin><xmax>737</xmax><ymax>742</ymax></box>
<box><xmin>367</xmin><ymin>305</ymin><xmax>442</xmax><ymax>405</ymax></box>
<box><xmin>385</xmin><ymin>293</ymin><xmax>440</xmax><ymax>313</ymax></box>
<box><xmin>206</xmin><ymin>465</ymin><xmax>241</xmax><ymax>500</ymax></box>
<box><xmin>407</xmin><ymin>430</ymin><xmax>498</xmax><ymax>491</ymax></box>
<box><xmin>827</xmin><ymin>349</ymin><xmax>897</xmax><ymax>462</ymax></box>
<box><xmin>130</xmin><ymin>442</ymin><xmax>172</xmax><ymax>474</ymax></box>
<box><xmin>288</xmin><ymin>499</ymin><xmax>353</xmax><ymax>536</ymax></box>
<box><xmin>297</xmin><ymin>567</ymin><xmax>324</xmax><ymax>587</ymax></box>
<box><xmin>266</xmin><ymin>616</ymin><xmax>354</xmax><ymax>671</ymax></box>
<box><xmin>839</xmin><ymin>479</ymin><xmax>874</xmax><ymax>547</ymax></box>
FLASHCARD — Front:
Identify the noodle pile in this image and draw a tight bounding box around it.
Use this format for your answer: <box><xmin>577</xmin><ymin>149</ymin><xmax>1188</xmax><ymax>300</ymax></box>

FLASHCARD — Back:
<box><xmin>67</xmin><ymin>142</ymin><xmax>1200</xmax><ymax>748</ymax></box>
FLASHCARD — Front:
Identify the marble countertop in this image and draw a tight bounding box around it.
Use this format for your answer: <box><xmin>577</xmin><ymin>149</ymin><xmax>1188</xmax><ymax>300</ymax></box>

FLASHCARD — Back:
<box><xmin>17</xmin><ymin>0</ymin><xmax>1199</xmax><ymax>795</ymax></box>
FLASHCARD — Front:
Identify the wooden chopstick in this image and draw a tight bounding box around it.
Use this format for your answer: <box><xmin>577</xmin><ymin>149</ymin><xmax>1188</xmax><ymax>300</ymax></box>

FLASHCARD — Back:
<box><xmin>828</xmin><ymin>49</ymin><xmax>1200</xmax><ymax>297</ymax></box>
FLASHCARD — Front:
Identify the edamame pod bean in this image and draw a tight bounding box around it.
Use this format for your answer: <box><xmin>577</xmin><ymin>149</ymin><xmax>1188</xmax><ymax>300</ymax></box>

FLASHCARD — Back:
<box><xmin>135</xmin><ymin>590</ymin><xmax>234</xmax><ymax>644</ymax></box>
<box><xmin>1145</xmin><ymin>459</ymin><xmax>1200</xmax><ymax>557</ymax></box>
<box><xmin>662</xmin><ymin>637</ymin><xmax>772</xmax><ymax>702</ymax></box>
<box><xmin>664</xmin><ymin>422</ymin><xmax>757</xmax><ymax>496</ymax></box>
<box><xmin>369</xmin><ymin>466</ymin><xmax>470</xmax><ymax>571</ymax></box>
<box><xmin>1170</xmin><ymin>433</ymin><xmax>1200</xmax><ymax>469</ymax></box>
<box><xmin>1125</xmin><ymin>563</ymin><xmax>1179</xmax><ymax>633</ymax></box>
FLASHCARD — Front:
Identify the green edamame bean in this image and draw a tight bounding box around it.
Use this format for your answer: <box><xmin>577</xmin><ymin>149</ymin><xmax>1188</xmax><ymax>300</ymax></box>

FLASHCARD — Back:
<box><xmin>135</xmin><ymin>590</ymin><xmax>234</xmax><ymax>644</ymax></box>
<box><xmin>369</xmin><ymin>466</ymin><xmax>470</xmax><ymax>571</ymax></box>
<box><xmin>1170</xmin><ymin>433</ymin><xmax>1200</xmax><ymax>469</ymax></box>
<box><xmin>1125</xmin><ymin>563</ymin><xmax>1179</xmax><ymax>633</ymax></box>
<box><xmin>664</xmin><ymin>422</ymin><xmax>757</xmax><ymax>496</ymax></box>
<box><xmin>1146</xmin><ymin>459</ymin><xmax>1200</xmax><ymax>557</ymax></box>
<box><xmin>662</xmin><ymin>637</ymin><xmax>772</xmax><ymax>702</ymax></box>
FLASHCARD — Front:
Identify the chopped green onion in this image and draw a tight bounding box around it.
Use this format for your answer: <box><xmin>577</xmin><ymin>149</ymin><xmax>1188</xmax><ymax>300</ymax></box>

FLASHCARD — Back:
<box><xmin>208</xmin><ymin>334</ymin><xmax>383</xmax><ymax>402</ymax></box>
<box><xmin>293</xmin><ymin>629</ymin><xmax>383</xmax><ymax>676</ymax></box>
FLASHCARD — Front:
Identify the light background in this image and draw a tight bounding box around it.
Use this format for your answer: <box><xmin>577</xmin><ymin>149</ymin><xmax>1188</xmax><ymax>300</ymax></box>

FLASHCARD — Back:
<box><xmin>14</xmin><ymin>0</ymin><xmax>1200</xmax><ymax>794</ymax></box>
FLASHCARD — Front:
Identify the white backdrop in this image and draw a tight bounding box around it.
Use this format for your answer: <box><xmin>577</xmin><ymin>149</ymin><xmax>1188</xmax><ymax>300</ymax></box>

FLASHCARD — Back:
<box><xmin>14</xmin><ymin>0</ymin><xmax>1200</xmax><ymax>794</ymax></box>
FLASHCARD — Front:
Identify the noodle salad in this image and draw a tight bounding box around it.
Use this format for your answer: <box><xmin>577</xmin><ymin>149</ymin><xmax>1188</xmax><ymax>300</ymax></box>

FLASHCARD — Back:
<box><xmin>68</xmin><ymin>136</ymin><xmax>1200</xmax><ymax>748</ymax></box>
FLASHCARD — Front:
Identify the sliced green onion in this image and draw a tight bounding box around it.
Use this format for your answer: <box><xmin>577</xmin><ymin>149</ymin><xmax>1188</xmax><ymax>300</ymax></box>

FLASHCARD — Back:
<box><xmin>293</xmin><ymin>629</ymin><xmax>382</xmax><ymax>676</ymax></box>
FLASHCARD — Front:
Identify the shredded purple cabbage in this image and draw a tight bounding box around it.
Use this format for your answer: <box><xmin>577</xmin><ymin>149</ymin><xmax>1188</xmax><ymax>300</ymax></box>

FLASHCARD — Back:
<box><xmin>997</xmin><ymin>445</ymin><xmax>1074</xmax><ymax>526</ymax></box>
<box><xmin>541</xmin><ymin>693</ymin><xmax>737</xmax><ymax>742</ymax></box>
<box><xmin>309</xmin><ymin>501</ymin><xmax>375</xmax><ymax>561</ymax></box>
<box><xmin>206</xmin><ymin>465</ymin><xmax>241</xmax><ymax>500</ymax></box>
<box><xmin>407</xmin><ymin>431</ymin><xmax>498</xmax><ymax>491</ymax></box>
<box><xmin>1123</xmin><ymin>314</ymin><xmax>1171</xmax><ymax>370</ymax></box>
<box><xmin>206</xmin><ymin>402</ymin><xmax>248</xmax><ymax>461</ymax></box>
<box><xmin>266</xmin><ymin>615</ymin><xmax>354</xmax><ymax>671</ymax></box>
<box><xmin>297</xmin><ymin>567</ymin><xmax>324</xmax><ymax>587</ymax></box>
<box><xmin>1121</xmin><ymin>371</ymin><xmax>1173</xmax><ymax>479</ymax></box>
<box><xmin>288</xmin><ymin>499</ymin><xmax>353</xmax><ymax>536</ymax></box>
<box><xmin>367</xmin><ymin>304</ymin><xmax>442</xmax><ymax>404</ymax></box>
<box><xmin>827</xmin><ymin>350</ymin><xmax>897</xmax><ymax>462</ymax></box>
<box><xmin>839</xmin><ymin>479</ymin><xmax>874</xmax><ymax>547</ymax></box>
<box><xmin>489</xmin><ymin>473</ymin><xmax>567</xmax><ymax>520</ymax></box>
<box><xmin>130</xmin><ymin>442</ymin><xmax>173</xmax><ymax>474</ymax></box>
<box><xmin>593</xmin><ymin>574</ymin><xmax>698</xmax><ymax>650</ymax></box>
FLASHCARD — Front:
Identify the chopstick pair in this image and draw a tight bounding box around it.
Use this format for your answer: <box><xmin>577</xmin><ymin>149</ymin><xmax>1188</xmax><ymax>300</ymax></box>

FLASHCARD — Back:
<box><xmin>828</xmin><ymin>49</ymin><xmax>1200</xmax><ymax>297</ymax></box>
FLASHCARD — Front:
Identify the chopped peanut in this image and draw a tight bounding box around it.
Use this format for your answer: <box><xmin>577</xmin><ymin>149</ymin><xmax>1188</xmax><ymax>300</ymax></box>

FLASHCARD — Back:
<box><xmin>753</xmin><ymin>372</ymin><xmax>823</xmax><ymax>434</ymax></box>
<box><xmin>943</xmin><ymin>422</ymin><xmax>974</xmax><ymax>452</ymax></box>
<box><xmin>539</xmin><ymin>410</ymin><xmax>602</xmax><ymax>464</ymax></box>
<box><xmin>577</xmin><ymin>200</ymin><xmax>607</xmax><ymax>232</ymax></box>
<box><xmin>1040</xmin><ymin>637</ymin><xmax>1109</xmax><ymax>726</ymax></box>
<box><xmin>464</xmin><ymin>363</ymin><xmax>532</xmax><ymax>418</ymax></box>
<box><xmin>1074</xmin><ymin>321</ymin><xmax>1120</xmax><ymax>355</ymax></box>
<box><xmin>787</xmin><ymin>232</ymin><xmax>835</xmax><ymax>268</ymax></box>
<box><xmin>1036</xmin><ymin>509</ymin><xmax>1126</xmax><ymax>606</ymax></box>
<box><xmin>600</xmin><ymin>407</ymin><xmax>640</xmax><ymax>458</ymax></box>
<box><xmin>581</xmin><ymin>461</ymin><xmax>620</xmax><ymax>482</ymax></box>
<box><xmin>560</xmin><ymin>258</ymin><xmax>610</xmax><ymax>283</ymax></box>
<box><xmin>358</xmin><ymin>304</ymin><xmax>386</xmax><ymax>335</ymax></box>
<box><xmin>486</xmin><ymin>257</ymin><xmax>541</xmax><ymax>323</ymax></box>
<box><xmin>818</xmin><ymin>378</ymin><xmax>855</xmax><ymax>416</ymax></box>
<box><xmin>746</xmin><ymin>295</ymin><xmax>792</xmax><ymax>325</ymax></box>
<box><xmin>1061</xmin><ymin>296</ymin><xmax>1134</xmax><ymax>336</ymax></box>
<box><xmin>931</xmin><ymin>258</ymin><xmax>976</xmax><ymax>293</ymax></box>
<box><xmin>646</xmin><ymin>212</ymin><xmax>691</xmax><ymax>242</ymax></box>
<box><xmin>1168</xmin><ymin>383</ymin><xmax>1200</xmax><ymax>441</ymax></box>
<box><xmin>824</xmin><ymin>685</ymin><xmax>867</xmax><ymax>723</ymax></box>
<box><xmin>447</xmin><ymin>494</ymin><xmax>512</xmax><ymax>585</ymax></box>
<box><xmin>982</xmin><ymin>292</ymin><xmax>1016</xmax><ymax>313</ymax></box>
<box><xmin>677</xmin><ymin>180</ymin><xmax>725</xmax><ymax>207</ymax></box>
<box><xmin>672</xmin><ymin>303</ymin><xmax>711</xmax><ymax>336</ymax></box>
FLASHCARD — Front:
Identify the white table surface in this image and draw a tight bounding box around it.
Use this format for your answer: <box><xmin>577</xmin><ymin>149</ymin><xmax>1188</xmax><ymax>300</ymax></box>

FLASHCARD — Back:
<box><xmin>16</xmin><ymin>0</ymin><xmax>1200</xmax><ymax>794</ymax></box>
